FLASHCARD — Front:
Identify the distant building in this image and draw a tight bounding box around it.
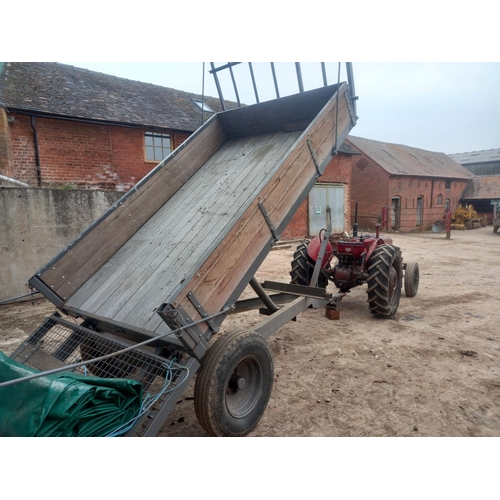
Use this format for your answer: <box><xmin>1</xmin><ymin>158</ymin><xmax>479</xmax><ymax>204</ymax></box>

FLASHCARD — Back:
<box><xmin>449</xmin><ymin>149</ymin><xmax>500</xmax><ymax>176</ymax></box>
<box><xmin>449</xmin><ymin>149</ymin><xmax>500</xmax><ymax>222</ymax></box>
<box><xmin>346</xmin><ymin>136</ymin><xmax>474</xmax><ymax>232</ymax></box>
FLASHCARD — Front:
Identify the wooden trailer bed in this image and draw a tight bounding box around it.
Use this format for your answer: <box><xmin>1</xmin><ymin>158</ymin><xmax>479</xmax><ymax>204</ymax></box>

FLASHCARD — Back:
<box><xmin>29</xmin><ymin>82</ymin><xmax>356</xmax><ymax>343</ymax></box>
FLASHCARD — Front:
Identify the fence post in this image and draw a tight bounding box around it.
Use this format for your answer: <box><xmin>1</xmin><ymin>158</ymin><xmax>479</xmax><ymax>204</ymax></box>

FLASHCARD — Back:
<box><xmin>381</xmin><ymin>206</ymin><xmax>388</xmax><ymax>230</ymax></box>
<box><xmin>445</xmin><ymin>210</ymin><xmax>451</xmax><ymax>239</ymax></box>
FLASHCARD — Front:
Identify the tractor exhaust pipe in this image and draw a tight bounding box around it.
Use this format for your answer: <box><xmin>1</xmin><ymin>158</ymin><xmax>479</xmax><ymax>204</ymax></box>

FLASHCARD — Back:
<box><xmin>353</xmin><ymin>202</ymin><xmax>358</xmax><ymax>237</ymax></box>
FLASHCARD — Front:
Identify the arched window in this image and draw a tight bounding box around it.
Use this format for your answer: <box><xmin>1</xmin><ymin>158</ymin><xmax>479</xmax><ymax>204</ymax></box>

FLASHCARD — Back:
<box><xmin>436</xmin><ymin>194</ymin><xmax>443</xmax><ymax>206</ymax></box>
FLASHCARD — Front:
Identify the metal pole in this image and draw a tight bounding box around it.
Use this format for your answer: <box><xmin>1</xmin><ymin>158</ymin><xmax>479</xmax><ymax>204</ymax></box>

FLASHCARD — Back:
<box><xmin>321</xmin><ymin>62</ymin><xmax>328</xmax><ymax>86</ymax></box>
<box><xmin>382</xmin><ymin>206</ymin><xmax>388</xmax><ymax>230</ymax></box>
<box><xmin>0</xmin><ymin>174</ymin><xmax>29</xmax><ymax>188</ymax></box>
<box><xmin>445</xmin><ymin>209</ymin><xmax>452</xmax><ymax>239</ymax></box>
<box><xmin>210</xmin><ymin>62</ymin><xmax>226</xmax><ymax>111</ymax></box>
<box><xmin>345</xmin><ymin>62</ymin><xmax>357</xmax><ymax>117</ymax></box>
<box><xmin>295</xmin><ymin>62</ymin><xmax>304</xmax><ymax>93</ymax></box>
<box><xmin>249</xmin><ymin>277</ymin><xmax>278</xmax><ymax>314</ymax></box>
<box><xmin>228</xmin><ymin>63</ymin><xmax>241</xmax><ymax>107</ymax></box>
<box><xmin>270</xmin><ymin>63</ymin><xmax>280</xmax><ymax>98</ymax></box>
<box><xmin>248</xmin><ymin>63</ymin><xmax>260</xmax><ymax>103</ymax></box>
<box><xmin>353</xmin><ymin>202</ymin><xmax>358</xmax><ymax>237</ymax></box>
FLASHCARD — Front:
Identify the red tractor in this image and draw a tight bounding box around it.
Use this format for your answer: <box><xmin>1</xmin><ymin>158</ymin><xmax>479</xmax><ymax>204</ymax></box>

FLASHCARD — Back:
<box><xmin>290</xmin><ymin>216</ymin><xmax>419</xmax><ymax>318</ymax></box>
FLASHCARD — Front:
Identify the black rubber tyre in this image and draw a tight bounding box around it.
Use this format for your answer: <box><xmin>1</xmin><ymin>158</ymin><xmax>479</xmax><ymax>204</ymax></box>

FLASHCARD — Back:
<box><xmin>404</xmin><ymin>261</ymin><xmax>419</xmax><ymax>297</ymax></box>
<box><xmin>366</xmin><ymin>244</ymin><xmax>403</xmax><ymax>318</ymax></box>
<box><xmin>194</xmin><ymin>330</ymin><xmax>274</xmax><ymax>437</ymax></box>
<box><xmin>290</xmin><ymin>241</ymin><xmax>328</xmax><ymax>288</ymax></box>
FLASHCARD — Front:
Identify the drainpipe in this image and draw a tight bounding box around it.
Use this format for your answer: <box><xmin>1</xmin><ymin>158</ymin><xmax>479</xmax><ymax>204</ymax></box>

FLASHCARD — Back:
<box><xmin>30</xmin><ymin>115</ymin><xmax>42</xmax><ymax>186</ymax></box>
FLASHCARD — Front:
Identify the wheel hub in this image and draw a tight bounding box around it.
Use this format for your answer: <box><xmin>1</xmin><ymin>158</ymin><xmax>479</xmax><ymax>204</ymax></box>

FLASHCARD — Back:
<box><xmin>226</xmin><ymin>356</ymin><xmax>263</xmax><ymax>419</ymax></box>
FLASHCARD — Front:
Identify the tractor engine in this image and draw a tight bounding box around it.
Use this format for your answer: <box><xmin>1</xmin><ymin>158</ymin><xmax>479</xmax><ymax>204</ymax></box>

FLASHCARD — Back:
<box><xmin>327</xmin><ymin>240</ymin><xmax>371</xmax><ymax>292</ymax></box>
<box><xmin>305</xmin><ymin>228</ymin><xmax>393</xmax><ymax>293</ymax></box>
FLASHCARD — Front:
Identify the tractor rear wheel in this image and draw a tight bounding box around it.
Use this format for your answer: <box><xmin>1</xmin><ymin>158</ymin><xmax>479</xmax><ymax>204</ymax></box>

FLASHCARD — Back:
<box><xmin>194</xmin><ymin>330</ymin><xmax>274</xmax><ymax>437</ymax></box>
<box><xmin>290</xmin><ymin>241</ymin><xmax>328</xmax><ymax>288</ymax></box>
<box><xmin>366</xmin><ymin>244</ymin><xmax>402</xmax><ymax>318</ymax></box>
<box><xmin>404</xmin><ymin>261</ymin><xmax>419</xmax><ymax>297</ymax></box>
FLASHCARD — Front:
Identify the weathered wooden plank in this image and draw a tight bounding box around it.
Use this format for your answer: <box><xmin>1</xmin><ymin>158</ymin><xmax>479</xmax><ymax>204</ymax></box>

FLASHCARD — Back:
<box><xmin>140</xmin><ymin>131</ymin><xmax>302</xmax><ymax>332</ymax></box>
<box><xmin>73</xmin><ymin>132</ymin><xmax>283</xmax><ymax>316</ymax></box>
<box><xmin>67</xmin><ymin>135</ymin><xmax>248</xmax><ymax>311</ymax></box>
<box><xmin>43</xmin><ymin>116</ymin><xmax>226</xmax><ymax>300</ymax></box>
<box><xmin>93</xmin><ymin>134</ymin><xmax>272</xmax><ymax>318</ymax></box>
<box><xmin>115</xmin><ymin>131</ymin><xmax>300</xmax><ymax>329</ymax></box>
<box><xmin>161</xmin><ymin>85</ymin><xmax>352</xmax><ymax>332</ymax></box>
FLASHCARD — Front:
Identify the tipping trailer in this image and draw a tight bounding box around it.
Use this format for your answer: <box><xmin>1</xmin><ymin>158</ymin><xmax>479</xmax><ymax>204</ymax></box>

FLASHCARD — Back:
<box><xmin>4</xmin><ymin>66</ymin><xmax>357</xmax><ymax>436</ymax></box>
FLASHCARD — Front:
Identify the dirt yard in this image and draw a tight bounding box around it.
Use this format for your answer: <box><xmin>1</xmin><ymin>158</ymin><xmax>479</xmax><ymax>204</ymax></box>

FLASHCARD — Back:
<box><xmin>1</xmin><ymin>226</ymin><xmax>499</xmax><ymax>437</ymax></box>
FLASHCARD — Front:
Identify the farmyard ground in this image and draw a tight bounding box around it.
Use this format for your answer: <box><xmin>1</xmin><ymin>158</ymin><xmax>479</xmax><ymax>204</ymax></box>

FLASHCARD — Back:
<box><xmin>1</xmin><ymin>226</ymin><xmax>499</xmax><ymax>436</ymax></box>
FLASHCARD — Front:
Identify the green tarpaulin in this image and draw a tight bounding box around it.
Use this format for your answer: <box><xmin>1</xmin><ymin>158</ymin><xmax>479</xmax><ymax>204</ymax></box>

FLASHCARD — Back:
<box><xmin>0</xmin><ymin>351</ymin><xmax>143</xmax><ymax>437</ymax></box>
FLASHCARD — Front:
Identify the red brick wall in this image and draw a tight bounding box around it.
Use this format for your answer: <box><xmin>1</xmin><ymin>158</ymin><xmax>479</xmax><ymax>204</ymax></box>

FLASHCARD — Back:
<box><xmin>281</xmin><ymin>153</ymin><xmax>353</xmax><ymax>240</ymax></box>
<box><xmin>389</xmin><ymin>177</ymin><xmax>471</xmax><ymax>231</ymax></box>
<box><xmin>6</xmin><ymin>113</ymin><xmax>189</xmax><ymax>190</ymax></box>
<box><xmin>348</xmin><ymin>145</ymin><xmax>389</xmax><ymax>230</ymax></box>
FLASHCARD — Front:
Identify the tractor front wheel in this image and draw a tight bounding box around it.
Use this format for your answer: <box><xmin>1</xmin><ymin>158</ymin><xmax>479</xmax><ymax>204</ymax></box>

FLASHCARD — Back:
<box><xmin>404</xmin><ymin>261</ymin><xmax>419</xmax><ymax>297</ymax></box>
<box><xmin>194</xmin><ymin>330</ymin><xmax>274</xmax><ymax>437</ymax></box>
<box><xmin>290</xmin><ymin>241</ymin><xmax>328</xmax><ymax>288</ymax></box>
<box><xmin>366</xmin><ymin>244</ymin><xmax>402</xmax><ymax>318</ymax></box>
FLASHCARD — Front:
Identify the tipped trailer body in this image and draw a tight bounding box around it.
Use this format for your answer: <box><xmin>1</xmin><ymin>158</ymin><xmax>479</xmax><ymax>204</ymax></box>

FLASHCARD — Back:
<box><xmin>6</xmin><ymin>80</ymin><xmax>357</xmax><ymax>436</ymax></box>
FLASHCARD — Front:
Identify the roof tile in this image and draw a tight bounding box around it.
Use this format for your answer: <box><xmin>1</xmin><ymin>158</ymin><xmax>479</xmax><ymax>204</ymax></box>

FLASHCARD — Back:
<box><xmin>347</xmin><ymin>136</ymin><xmax>474</xmax><ymax>179</ymax></box>
<box><xmin>0</xmin><ymin>62</ymin><xmax>237</xmax><ymax>131</ymax></box>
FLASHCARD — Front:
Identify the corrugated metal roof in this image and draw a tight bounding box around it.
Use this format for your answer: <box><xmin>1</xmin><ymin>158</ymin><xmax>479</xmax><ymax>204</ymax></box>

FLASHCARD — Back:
<box><xmin>0</xmin><ymin>62</ymin><xmax>238</xmax><ymax>132</ymax></box>
<box><xmin>347</xmin><ymin>136</ymin><xmax>474</xmax><ymax>179</ymax></box>
<box><xmin>461</xmin><ymin>175</ymin><xmax>500</xmax><ymax>199</ymax></box>
<box><xmin>449</xmin><ymin>149</ymin><xmax>500</xmax><ymax>165</ymax></box>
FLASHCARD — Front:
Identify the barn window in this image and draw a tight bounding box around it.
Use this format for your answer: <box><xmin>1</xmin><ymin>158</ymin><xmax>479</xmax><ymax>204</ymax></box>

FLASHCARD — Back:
<box><xmin>145</xmin><ymin>132</ymin><xmax>171</xmax><ymax>162</ymax></box>
<box><xmin>192</xmin><ymin>99</ymin><xmax>214</xmax><ymax>113</ymax></box>
<box><xmin>436</xmin><ymin>194</ymin><xmax>443</xmax><ymax>206</ymax></box>
<box><xmin>445</xmin><ymin>180</ymin><xmax>451</xmax><ymax>189</ymax></box>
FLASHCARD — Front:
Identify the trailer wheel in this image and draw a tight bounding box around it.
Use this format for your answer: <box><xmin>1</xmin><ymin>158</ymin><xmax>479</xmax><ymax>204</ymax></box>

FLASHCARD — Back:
<box><xmin>290</xmin><ymin>241</ymin><xmax>328</xmax><ymax>288</ymax></box>
<box><xmin>194</xmin><ymin>330</ymin><xmax>274</xmax><ymax>437</ymax></box>
<box><xmin>404</xmin><ymin>261</ymin><xmax>419</xmax><ymax>297</ymax></box>
<box><xmin>366</xmin><ymin>244</ymin><xmax>402</xmax><ymax>318</ymax></box>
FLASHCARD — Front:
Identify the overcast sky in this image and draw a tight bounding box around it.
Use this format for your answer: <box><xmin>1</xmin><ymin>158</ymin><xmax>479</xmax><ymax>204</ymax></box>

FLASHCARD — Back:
<box><xmin>61</xmin><ymin>61</ymin><xmax>499</xmax><ymax>155</ymax></box>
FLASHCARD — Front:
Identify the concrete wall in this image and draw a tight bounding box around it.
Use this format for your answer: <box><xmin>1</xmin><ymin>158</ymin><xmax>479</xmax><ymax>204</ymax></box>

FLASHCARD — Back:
<box><xmin>0</xmin><ymin>187</ymin><xmax>122</xmax><ymax>300</ymax></box>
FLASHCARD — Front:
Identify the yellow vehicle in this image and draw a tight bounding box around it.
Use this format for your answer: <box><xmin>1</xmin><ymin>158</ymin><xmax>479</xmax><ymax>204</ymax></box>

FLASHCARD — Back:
<box><xmin>451</xmin><ymin>203</ymin><xmax>487</xmax><ymax>230</ymax></box>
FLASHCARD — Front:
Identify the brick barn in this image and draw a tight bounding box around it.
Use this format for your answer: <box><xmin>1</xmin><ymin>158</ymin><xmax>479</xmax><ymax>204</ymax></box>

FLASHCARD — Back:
<box><xmin>0</xmin><ymin>62</ymin><xmax>232</xmax><ymax>191</ymax></box>
<box><xmin>345</xmin><ymin>136</ymin><xmax>474</xmax><ymax>232</ymax></box>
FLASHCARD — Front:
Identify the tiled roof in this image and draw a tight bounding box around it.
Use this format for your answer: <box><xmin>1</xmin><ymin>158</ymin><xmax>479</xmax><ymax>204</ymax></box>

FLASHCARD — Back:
<box><xmin>337</xmin><ymin>142</ymin><xmax>361</xmax><ymax>155</ymax></box>
<box><xmin>449</xmin><ymin>149</ymin><xmax>500</xmax><ymax>165</ymax></box>
<box><xmin>0</xmin><ymin>62</ymin><xmax>237</xmax><ymax>132</ymax></box>
<box><xmin>346</xmin><ymin>136</ymin><xmax>474</xmax><ymax>180</ymax></box>
<box><xmin>461</xmin><ymin>175</ymin><xmax>500</xmax><ymax>199</ymax></box>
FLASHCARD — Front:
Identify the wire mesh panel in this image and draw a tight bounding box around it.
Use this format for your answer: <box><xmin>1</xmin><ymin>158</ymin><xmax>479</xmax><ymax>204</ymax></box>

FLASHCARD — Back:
<box><xmin>9</xmin><ymin>315</ymin><xmax>189</xmax><ymax>436</ymax></box>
